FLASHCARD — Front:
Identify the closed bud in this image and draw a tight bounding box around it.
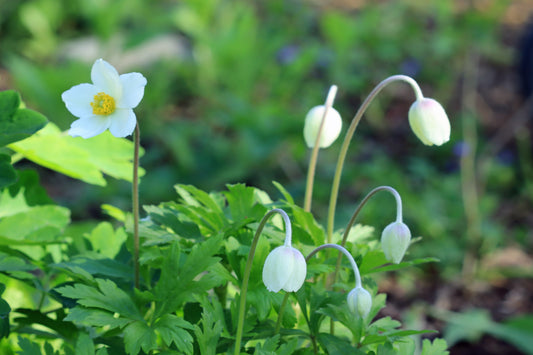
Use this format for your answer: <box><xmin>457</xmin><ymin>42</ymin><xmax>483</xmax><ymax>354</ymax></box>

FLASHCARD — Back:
<box><xmin>408</xmin><ymin>98</ymin><xmax>450</xmax><ymax>146</ymax></box>
<box><xmin>381</xmin><ymin>221</ymin><xmax>411</xmax><ymax>264</ymax></box>
<box><xmin>347</xmin><ymin>287</ymin><xmax>372</xmax><ymax>319</ymax></box>
<box><xmin>303</xmin><ymin>105</ymin><xmax>342</xmax><ymax>148</ymax></box>
<box><xmin>262</xmin><ymin>245</ymin><xmax>307</xmax><ymax>293</ymax></box>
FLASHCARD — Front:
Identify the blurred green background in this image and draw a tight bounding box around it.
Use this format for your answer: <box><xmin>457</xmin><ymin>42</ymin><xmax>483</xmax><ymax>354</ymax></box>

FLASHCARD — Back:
<box><xmin>1</xmin><ymin>0</ymin><xmax>533</xmax><ymax>351</ymax></box>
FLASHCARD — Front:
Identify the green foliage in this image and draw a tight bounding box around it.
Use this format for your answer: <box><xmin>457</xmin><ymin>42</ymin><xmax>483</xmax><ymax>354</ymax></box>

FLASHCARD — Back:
<box><xmin>0</xmin><ymin>90</ymin><xmax>47</xmax><ymax>148</ymax></box>
<box><xmin>9</xmin><ymin>123</ymin><xmax>144</xmax><ymax>186</ymax></box>
<box><xmin>441</xmin><ymin>309</ymin><xmax>533</xmax><ymax>355</ymax></box>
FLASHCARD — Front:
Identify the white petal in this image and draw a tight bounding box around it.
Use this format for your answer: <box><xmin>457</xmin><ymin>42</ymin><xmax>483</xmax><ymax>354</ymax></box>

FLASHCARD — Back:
<box><xmin>69</xmin><ymin>116</ymin><xmax>111</xmax><ymax>139</ymax></box>
<box><xmin>283</xmin><ymin>248</ymin><xmax>307</xmax><ymax>292</ymax></box>
<box><xmin>117</xmin><ymin>73</ymin><xmax>147</xmax><ymax>109</ymax></box>
<box><xmin>108</xmin><ymin>109</ymin><xmax>137</xmax><ymax>138</ymax></box>
<box><xmin>62</xmin><ymin>83</ymin><xmax>99</xmax><ymax>118</ymax></box>
<box><xmin>262</xmin><ymin>246</ymin><xmax>292</xmax><ymax>293</ymax></box>
<box><xmin>91</xmin><ymin>59</ymin><xmax>122</xmax><ymax>99</ymax></box>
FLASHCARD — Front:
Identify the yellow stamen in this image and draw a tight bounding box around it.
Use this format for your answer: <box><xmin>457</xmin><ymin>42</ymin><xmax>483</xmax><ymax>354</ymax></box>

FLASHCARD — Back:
<box><xmin>90</xmin><ymin>92</ymin><xmax>115</xmax><ymax>115</ymax></box>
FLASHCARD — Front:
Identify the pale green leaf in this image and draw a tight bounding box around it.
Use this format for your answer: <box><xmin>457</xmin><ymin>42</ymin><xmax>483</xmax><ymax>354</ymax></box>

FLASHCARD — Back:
<box><xmin>9</xmin><ymin>123</ymin><xmax>144</xmax><ymax>186</ymax></box>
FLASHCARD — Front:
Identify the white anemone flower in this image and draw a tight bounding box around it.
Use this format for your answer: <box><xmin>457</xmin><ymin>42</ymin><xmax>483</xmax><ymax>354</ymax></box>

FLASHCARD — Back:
<box><xmin>61</xmin><ymin>58</ymin><xmax>147</xmax><ymax>139</ymax></box>
<box><xmin>262</xmin><ymin>245</ymin><xmax>307</xmax><ymax>293</ymax></box>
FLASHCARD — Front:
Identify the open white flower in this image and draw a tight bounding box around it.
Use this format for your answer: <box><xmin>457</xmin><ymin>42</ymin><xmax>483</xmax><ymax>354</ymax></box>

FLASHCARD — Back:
<box><xmin>61</xmin><ymin>58</ymin><xmax>147</xmax><ymax>139</ymax></box>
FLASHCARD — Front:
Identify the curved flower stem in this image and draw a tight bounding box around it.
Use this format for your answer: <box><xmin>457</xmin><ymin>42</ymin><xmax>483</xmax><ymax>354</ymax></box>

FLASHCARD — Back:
<box><xmin>133</xmin><ymin>123</ymin><xmax>140</xmax><ymax>289</ymax></box>
<box><xmin>326</xmin><ymin>75</ymin><xmax>422</xmax><ymax>243</ymax></box>
<box><xmin>304</xmin><ymin>85</ymin><xmax>338</xmax><ymax>212</ymax></box>
<box><xmin>331</xmin><ymin>186</ymin><xmax>402</xmax><ymax>285</ymax></box>
<box><xmin>307</xmin><ymin>243</ymin><xmax>362</xmax><ymax>289</ymax></box>
<box><xmin>234</xmin><ymin>209</ymin><xmax>291</xmax><ymax>355</ymax></box>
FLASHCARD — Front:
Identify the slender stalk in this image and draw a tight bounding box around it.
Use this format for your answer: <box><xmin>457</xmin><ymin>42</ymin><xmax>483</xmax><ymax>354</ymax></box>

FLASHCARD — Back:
<box><xmin>133</xmin><ymin>123</ymin><xmax>140</xmax><ymax>289</ymax></box>
<box><xmin>307</xmin><ymin>243</ymin><xmax>362</xmax><ymax>288</ymax></box>
<box><xmin>234</xmin><ymin>209</ymin><xmax>291</xmax><ymax>355</ymax></box>
<box><xmin>460</xmin><ymin>53</ymin><xmax>482</xmax><ymax>281</ymax></box>
<box><xmin>274</xmin><ymin>292</ymin><xmax>290</xmax><ymax>334</ymax></box>
<box><xmin>304</xmin><ymin>85</ymin><xmax>338</xmax><ymax>212</ymax></box>
<box><xmin>332</xmin><ymin>186</ymin><xmax>402</xmax><ymax>285</ymax></box>
<box><xmin>326</xmin><ymin>75</ymin><xmax>422</xmax><ymax>243</ymax></box>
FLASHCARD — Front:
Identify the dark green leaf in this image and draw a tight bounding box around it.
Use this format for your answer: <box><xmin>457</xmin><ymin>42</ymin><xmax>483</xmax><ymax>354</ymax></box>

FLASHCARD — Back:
<box><xmin>123</xmin><ymin>321</ymin><xmax>157</xmax><ymax>355</ymax></box>
<box><xmin>0</xmin><ymin>154</ymin><xmax>16</xmax><ymax>188</ymax></box>
<box><xmin>0</xmin><ymin>90</ymin><xmax>47</xmax><ymax>147</ymax></box>
<box><xmin>154</xmin><ymin>314</ymin><xmax>194</xmax><ymax>354</ymax></box>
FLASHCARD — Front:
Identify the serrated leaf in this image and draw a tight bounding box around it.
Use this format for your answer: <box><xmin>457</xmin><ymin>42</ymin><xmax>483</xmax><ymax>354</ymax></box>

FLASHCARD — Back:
<box><xmin>421</xmin><ymin>338</ymin><xmax>449</xmax><ymax>355</ymax></box>
<box><xmin>0</xmin><ymin>90</ymin><xmax>47</xmax><ymax>147</ymax></box>
<box><xmin>153</xmin><ymin>235</ymin><xmax>224</xmax><ymax>317</ymax></box>
<box><xmin>9</xmin><ymin>123</ymin><xmax>144</xmax><ymax>186</ymax></box>
<box><xmin>223</xmin><ymin>184</ymin><xmax>268</xmax><ymax>222</ymax></box>
<box><xmin>123</xmin><ymin>321</ymin><xmax>157</xmax><ymax>355</ymax></box>
<box><xmin>17</xmin><ymin>336</ymin><xmax>41</xmax><ymax>355</ymax></box>
<box><xmin>154</xmin><ymin>314</ymin><xmax>194</xmax><ymax>354</ymax></box>
<box><xmin>85</xmin><ymin>222</ymin><xmax>127</xmax><ymax>258</ymax></box>
<box><xmin>75</xmin><ymin>333</ymin><xmax>95</xmax><ymax>355</ymax></box>
<box><xmin>65</xmin><ymin>307</ymin><xmax>132</xmax><ymax>329</ymax></box>
<box><xmin>56</xmin><ymin>279</ymin><xmax>143</xmax><ymax>321</ymax></box>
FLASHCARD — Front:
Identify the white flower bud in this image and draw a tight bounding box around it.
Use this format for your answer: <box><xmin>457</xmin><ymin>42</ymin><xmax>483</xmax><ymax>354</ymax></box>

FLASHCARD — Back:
<box><xmin>303</xmin><ymin>105</ymin><xmax>342</xmax><ymax>148</ymax></box>
<box><xmin>347</xmin><ymin>287</ymin><xmax>372</xmax><ymax>319</ymax></box>
<box><xmin>408</xmin><ymin>98</ymin><xmax>450</xmax><ymax>146</ymax></box>
<box><xmin>262</xmin><ymin>245</ymin><xmax>307</xmax><ymax>293</ymax></box>
<box><xmin>381</xmin><ymin>221</ymin><xmax>411</xmax><ymax>264</ymax></box>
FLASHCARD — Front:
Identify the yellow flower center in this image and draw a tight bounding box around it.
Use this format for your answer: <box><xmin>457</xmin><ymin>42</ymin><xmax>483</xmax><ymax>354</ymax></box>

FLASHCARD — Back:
<box><xmin>90</xmin><ymin>92</ymin><xmax>115</xmax><ymax>115</ymax></box>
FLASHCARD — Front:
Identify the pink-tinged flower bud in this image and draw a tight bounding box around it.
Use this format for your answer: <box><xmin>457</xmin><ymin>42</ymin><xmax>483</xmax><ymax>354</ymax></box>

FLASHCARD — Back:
<box><xmin>347</xmin><ymin>287</ymin><xmax>372</xmax><ymax>319</ymax></box>
<box><xmin>303</xmin><ymin>105</ymin><xmax>342</xmax><ymax>148</ymax></box>
<box><xmin>381</xmin><ymin>221</ymin><xmax>411</xmax><ymax>264</ymax></box>
<box><xmin>262</xmin><ymin>245</ymin><xmax>307</xmax><ymax>293</ymax></box>
<box><xmin>408</xmin><ymin>98</ymin><xmax>450</xmax><ymax>146</ymax></box>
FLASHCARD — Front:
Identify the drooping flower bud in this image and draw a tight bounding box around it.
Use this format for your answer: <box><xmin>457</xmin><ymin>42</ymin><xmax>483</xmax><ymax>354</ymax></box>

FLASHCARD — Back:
<box><xmin>381</xmin><ymin>221</ymin><xmax>411</xmax><ymax>264</ymax></box>
<box><xmin>347</xmin><ymin>287</ymin><xmax>372</xmax><ymax>319</ymax></box>
<box><xmin>303</xmin><ymin>105</ymin><xmax>342</xmax><ymax>148</ymax></box>
<box><xmin>262</xmin><ymin>245</ymin><xmax>307</xmax><ymax>293</ymax></box>
<box><xmin>408</xmin><ymin>98</ymin><xmax>450</xmax><ymax>146</ymax></box>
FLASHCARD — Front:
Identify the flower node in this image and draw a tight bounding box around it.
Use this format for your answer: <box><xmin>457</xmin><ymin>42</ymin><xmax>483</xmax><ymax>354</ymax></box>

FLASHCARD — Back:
<box><xmin>91</xmin><ymin>92</ymin><xmax>115</xmax><ymax>115</ymax></box>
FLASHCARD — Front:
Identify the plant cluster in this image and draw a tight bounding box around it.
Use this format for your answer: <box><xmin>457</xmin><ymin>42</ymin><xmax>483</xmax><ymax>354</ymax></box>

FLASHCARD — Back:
<box><xmin>0</xmin><ymin>58</ymin><xmax>453</xmax><ymax>354</ymax></box>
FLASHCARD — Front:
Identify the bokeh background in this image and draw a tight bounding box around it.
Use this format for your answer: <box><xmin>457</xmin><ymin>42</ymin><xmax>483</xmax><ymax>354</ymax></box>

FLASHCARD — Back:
<box><xmin>1</xmin><ymin>0</ymin><xmax>533</xmax><ymax>353</ymax></box>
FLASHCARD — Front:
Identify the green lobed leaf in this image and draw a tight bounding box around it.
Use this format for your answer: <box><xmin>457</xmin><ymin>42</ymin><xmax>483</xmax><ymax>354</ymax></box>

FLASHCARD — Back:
<box><xmin>123</xmin><ymin>321</ymin><xmax>157</xmax><ymax>355</ymax></box>
<box><xmin>0</xmin><ymin>205</ymin><xmax>70</xmax><ymax>245</ymax></box>
<box><xmin>9</xmin><ymin>123</ymin><xmax>144</xmax><ymax>186</ymax></box>
<box><xmin>0</xmin><ymin>90</ymin><xmax>47</xmax><ymax>147</ymax></box>
<box><xmin>17</xmin><ymin>336</ymin><xmax>42</xmax><ymax>355</ymax></box>
<box><xmin>153</xmin><ymin>314</ymin><xmax>194</xmax><ymax>354</ymax></box>
<box><xmin>75</xmin><ymin>333</ymin><xmax>95</xmax><ymax>355</ymax></box>
<box><xmin>420</xmin><ymin>338</ymin><xmax>449</xmax><ymax>355</ymax></box>
<box><xmin>85</xmin><ymin>222</ymin><xmax>127</xmax><ymax>259</ymax></box>
<box><xmin>56</xmin><ymin>279</ymin><xmax>143</xmax><ymax>322</ymax></box>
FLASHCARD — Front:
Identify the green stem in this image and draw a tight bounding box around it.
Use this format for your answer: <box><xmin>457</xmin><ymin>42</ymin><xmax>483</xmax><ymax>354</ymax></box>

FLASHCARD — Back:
<box><xmin>274</xmin><ymin>292</ymin><xmax>290</xmax><ymax>334</ymax></box>
<box><xmin>326</xmin><ymin>75</ymin><xmax>422</xmax><ymax>243</ymax></box>
<box><xmin>234</xmin><ymin>209</ymin><xmax>291</xmax><ymax>355</ymax></box>
<box><xmin>133</xmin><ymin>123</ymin><xmax>140</xmax><ymax>289</ymax></box>
<box><xmin>331</xmin><ymin>186</ymin><xmax>402</xmax><ymax>286</ymax></box>
<box><xmin>304</xmin><ymin>85</ymin><xmax>338</xmax><ymax>212</ymax></box>
<box><xmin>307</xmin><ymin>243</ymin><xmax>362</xmax><ymax>289</ymax></box>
